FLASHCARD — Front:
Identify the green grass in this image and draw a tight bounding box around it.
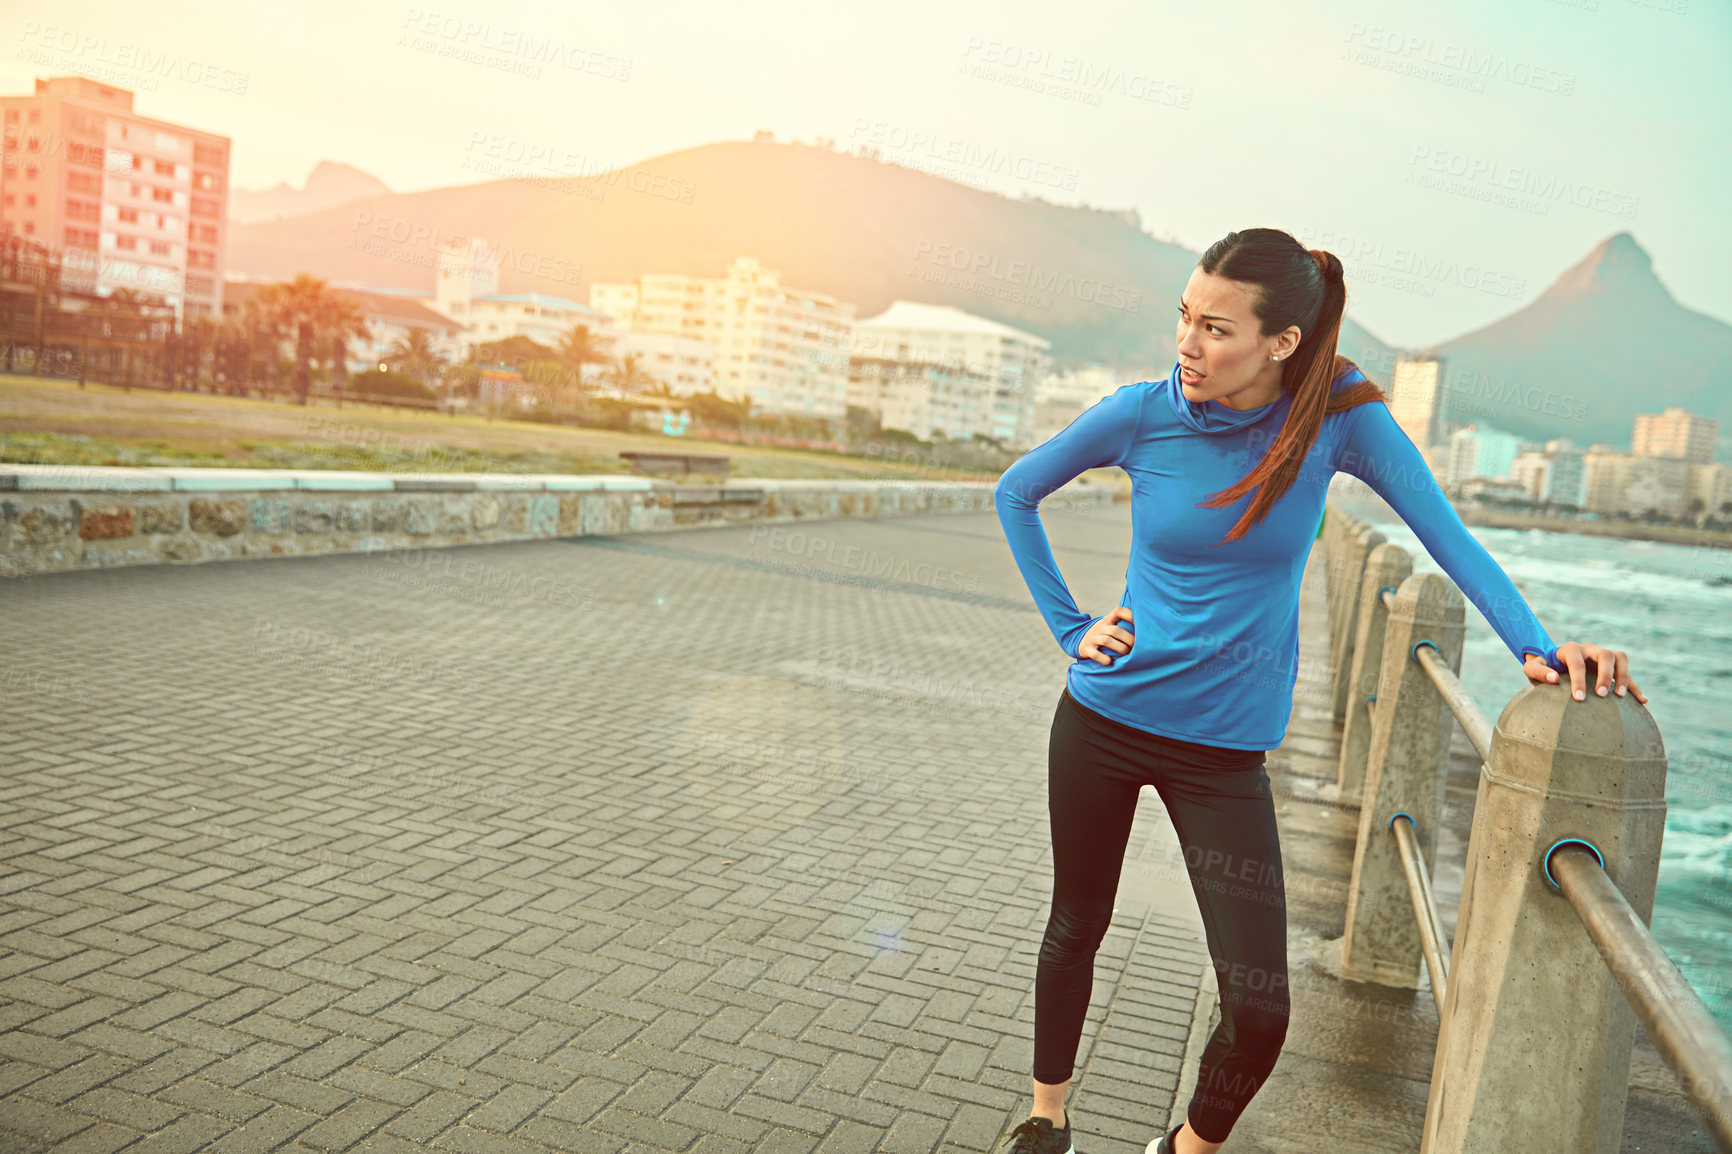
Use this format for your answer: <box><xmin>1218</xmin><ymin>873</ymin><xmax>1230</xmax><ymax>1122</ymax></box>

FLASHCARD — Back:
<box><xmin>0</xmin><ymin>432</ymin><xmax>630</xmax><ymax>475</ymax></box>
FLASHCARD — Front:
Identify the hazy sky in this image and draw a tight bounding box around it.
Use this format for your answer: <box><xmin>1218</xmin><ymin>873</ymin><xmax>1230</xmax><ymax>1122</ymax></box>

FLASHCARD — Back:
<box><xmin>4</xmin><ymin>0</ymin><xmax>1727</xmax><ymax>349</ymax></box>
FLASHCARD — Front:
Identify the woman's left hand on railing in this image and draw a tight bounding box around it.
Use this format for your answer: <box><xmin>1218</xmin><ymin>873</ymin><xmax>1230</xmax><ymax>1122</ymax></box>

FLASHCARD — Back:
<box><xmin>1522</xmin><ymin>643</ymin><xmax>1648</xmax><ymax>705</ymax></box>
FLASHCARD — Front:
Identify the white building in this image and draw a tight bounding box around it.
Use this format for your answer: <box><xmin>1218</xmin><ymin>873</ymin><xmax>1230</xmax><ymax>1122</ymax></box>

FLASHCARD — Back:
<box><xmin>1633</xmin><ymin>406</ymin><xmax>1718</xmax><ymax>465</ymax></box>
<box><xmin>847</xmin><ymin>357</ymin><xmax>993</xmax><ymax>442</ymax></box>
<box><xmin>1389</xmin><ymin>353</ymin><xmax>1445</xmax><ymax>449</ymax></box>
<box><xmin>1446</xmin><ymin>424</ymin><xmax>1530</xmax><ymax>489</ymax></box>
<box><xmin>337</xmin><ymin>287</ymin><xmax>464</xmax><ymax>376</ymax></box>
<box><xmin>611</xmin><ymin>330</ymin><xmax>715</xmax><ymax>397</ymax></box>
<box><xmin>428</xmin><ymin>235</ymin><xmax>618</xmax><ymax>359</ymax></box>
<box><xmin>1458</xmin><ymin>477</ymin><xmax>1532</xmax><ymax>503</ymax></box>
<box><xmin>1032</xmin><ymin>364</ymin><xmax>1122</xmax><ymax>446</ymax></box>
<box><xmin>591</xmin><ymin>257</ymin><xmax>855</xmax><ymax>420</ymax></box>
<box><xmin>1582</xmin><ymin>451</ymin><xmax>1692</xmax><ymax>519</ymax></box>
<box><xmin>1508</xmin><ymin>438</ymin><xmax>1587</xmax><ymax>508</ymax></box>
<box><xmin>851</xmin><ymin>300</ymin><xmax>1049</xmax><ymax>448</ymax></box>
<box><xmin>1689</xmin><ymin>462</ymin><xmax>1732</xmax><ymax>520</ymax></box>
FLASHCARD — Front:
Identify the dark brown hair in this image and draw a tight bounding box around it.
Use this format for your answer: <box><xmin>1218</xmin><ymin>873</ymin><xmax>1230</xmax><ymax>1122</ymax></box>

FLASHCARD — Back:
<box><xmin>1192</xmin><ymin>227</ymin><xmax>1386</xmax><ymax>543</ymax></box>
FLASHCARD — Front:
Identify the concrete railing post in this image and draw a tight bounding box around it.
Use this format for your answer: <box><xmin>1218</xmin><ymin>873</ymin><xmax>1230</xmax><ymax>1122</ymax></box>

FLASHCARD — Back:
<box><xmin>1329</xmin><ymin>524</ymin><xmax>1386</xmax><ymax>724</ymax></box>
<box><xmin>1336</xmin><ymin>542</ymin><xmax>1414</xmax><ymax>804</ymax></box>
<box><xmin>1322</xmin><ymin>508</ymin><xmax>1358</xmax><ymax>667</ymax></box>
<box><xmin>1321</xmin><ymin>506</ymin><xmax>1360</xmax><ymax>715</ymax></box>
<box><xmin>1419</xmin><ymin>682</ymin><xmax>1668</xmax><ymax>1153</ymax></box>
<box><xmin>1340</xmin><ymin>572</ymin><xmax>1465</xmax><ymax>987</ymax></box>
<box><xmin>1321</xmin><ymin>509</ymin><xmax>1346</xmax><ymax>634</ymax></box>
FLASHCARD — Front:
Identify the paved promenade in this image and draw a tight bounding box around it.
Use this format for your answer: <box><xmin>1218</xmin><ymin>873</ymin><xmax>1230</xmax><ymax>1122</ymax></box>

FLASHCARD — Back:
<box><xmin>9</xmin><ymin>497</ymin><xmax>1708</xmax><ymax>1154</ymax></box>
<box><xmin>0</xmin><ymin>500</ymin><xmax>1230</xmax><ymax>1153</ymax></box>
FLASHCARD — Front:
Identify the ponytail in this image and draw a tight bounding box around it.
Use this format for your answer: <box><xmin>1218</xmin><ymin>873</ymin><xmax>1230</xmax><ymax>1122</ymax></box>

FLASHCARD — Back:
<box><xmin>1192</xmin><ymin>232</ymin><xmax>1386</xmax><ymax>544</ymax></box>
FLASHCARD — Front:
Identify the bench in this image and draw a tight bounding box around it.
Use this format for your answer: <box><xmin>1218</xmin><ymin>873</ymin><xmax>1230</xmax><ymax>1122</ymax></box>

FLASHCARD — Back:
<box><xmin>619</xmin><ymin>451</ymin><xmax>731</xmax><ymax>479</ymax></box>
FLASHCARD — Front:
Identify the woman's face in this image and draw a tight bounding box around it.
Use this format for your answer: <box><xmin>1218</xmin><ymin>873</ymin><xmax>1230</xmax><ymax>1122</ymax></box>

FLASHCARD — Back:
<box><xmin>1174</xmin><ymin>268</ymin><xmax>1301</xmax><ymax>408</ymax></box>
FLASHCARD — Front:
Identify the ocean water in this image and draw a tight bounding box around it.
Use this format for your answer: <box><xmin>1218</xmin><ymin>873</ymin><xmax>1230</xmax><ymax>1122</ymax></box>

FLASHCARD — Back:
<box><xmin>1341</xmin><ymin>505</ymin><xmax>1732</xmax><ymax>1034</ymax></box>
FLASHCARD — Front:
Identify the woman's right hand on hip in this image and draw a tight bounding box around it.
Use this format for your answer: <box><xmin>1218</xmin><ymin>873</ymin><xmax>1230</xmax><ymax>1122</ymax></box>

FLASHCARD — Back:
<box><xmin>1078</xmin><ymin>607</ymin><xmax>1134</xmax><ymax>665</ymax></box>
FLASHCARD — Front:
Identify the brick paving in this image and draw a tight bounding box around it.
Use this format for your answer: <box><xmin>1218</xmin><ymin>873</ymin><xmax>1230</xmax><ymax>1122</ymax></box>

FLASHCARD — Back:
<box><xmin>0</xmin><ymin>501</ymin><xmax>1229</xmax><ymax>1153</ymax></box>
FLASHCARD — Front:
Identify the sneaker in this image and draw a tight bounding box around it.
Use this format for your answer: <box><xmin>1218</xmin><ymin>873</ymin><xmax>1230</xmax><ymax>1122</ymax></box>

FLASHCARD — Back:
<box><xmin>1144</xmin><ymin>1122</ymin><xmax>1182</xmax><ymax>1154</ymax></box>
<box><xmin>997</xmin><ymin>1113</ymin><xmax>1075</xmax><ymax>1154</ymax></box>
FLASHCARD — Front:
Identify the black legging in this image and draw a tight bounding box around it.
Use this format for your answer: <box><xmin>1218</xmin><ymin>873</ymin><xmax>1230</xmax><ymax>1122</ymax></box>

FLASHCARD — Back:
<box><xmin>1035</xmin><ymin>687</ymin><xmax>1290</xmax><ymax>1144</ymax></box>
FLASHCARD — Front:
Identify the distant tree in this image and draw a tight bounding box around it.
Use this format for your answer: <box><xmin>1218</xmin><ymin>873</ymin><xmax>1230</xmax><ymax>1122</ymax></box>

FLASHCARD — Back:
<box><xmin>350</xmin><ymin>368</ymin><xmax>437</xmax><ymax>401</ymax></box>
<box><xmin>470</xmin><ymin>334</ymin><xmax>556</xmax><ymax>368</ymax></box>
<box><xmin>685</xmin><ymin>390</ymin><xmax>751</xmax><ymax>430</ymax></box>
<box><xmin>556</xmin><ymin>323</ymin><xmax>614</xmax><ymax>391</ymax></box>
<box><xmin>602</xmin><ymin>353</ymin><xmax>657</xmax><ymax>397</ymax></box>
<box><xmin>250</xmin><ymin>274</ymin><xmax>367</xmax><ymax>403</ymax></box>
<box><xmin>383</xmin><ymin>327</ymin><xmax>447</xmax><ymax>385</ymax></box>
<box><xmin>845</xmin><ymin>403</ymin><xmax>881</xmax><ymax>446</ymax></box>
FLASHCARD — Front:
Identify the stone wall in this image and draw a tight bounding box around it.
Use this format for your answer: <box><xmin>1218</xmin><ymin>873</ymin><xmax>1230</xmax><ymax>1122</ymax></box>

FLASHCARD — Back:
<box><xmin>0</xmin><ymin>466</ymin><xmax>1073</xmax><ymax>578</ymax></box>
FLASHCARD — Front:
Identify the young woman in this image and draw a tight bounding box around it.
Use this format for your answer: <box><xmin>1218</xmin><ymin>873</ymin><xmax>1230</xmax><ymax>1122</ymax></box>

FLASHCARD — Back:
<box><xmin>989</xmin><ymin>227</ymin><xmax>1646</xmax><ymax>1154</ymax></box>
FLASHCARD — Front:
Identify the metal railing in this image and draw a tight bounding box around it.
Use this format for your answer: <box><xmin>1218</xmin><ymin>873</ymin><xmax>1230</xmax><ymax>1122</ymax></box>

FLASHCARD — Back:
<box><xmin>1322</xmin><ymin>502</ymin><xmax>1732</xmax><ymax>1152</ymax></box>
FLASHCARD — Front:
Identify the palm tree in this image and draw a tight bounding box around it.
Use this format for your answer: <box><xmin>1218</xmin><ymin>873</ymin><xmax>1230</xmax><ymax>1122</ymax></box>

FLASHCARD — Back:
<box><xmin>180</xmin><ymin>315</ymin><xmax>219</xmax><ymax>390</ymax></box>
<box><xmin>556</xmin><ymin>323</ymin><xmax>614</xmax><ymax>393</ymax></box>
<box><xmin>311</xmin><ymin>287</ymin><xmax>368</xmax><ymax>399</ymax></box>
<box><xmin>236</xmin><ymin>291</ymin><xmax>286</xmax><ymax>395</ymax></box>
<box><xmin>383</xmin><ymin>327</ymin><xmax>447</xmax><ymax>385</ymax></box>
<box><xmin>602</xmin><ymin>353</ymin><xmax>657</xmax><ymax>398</ymax></box>
<box><xmin>98</xmin><ymin>289</ymin><xmax>152</xmax><ymax>389</ymax></box>
<box><xmin>250</xmin><ymin>274</ymin><xmax>367</xmax><ymax>404</ymax></box>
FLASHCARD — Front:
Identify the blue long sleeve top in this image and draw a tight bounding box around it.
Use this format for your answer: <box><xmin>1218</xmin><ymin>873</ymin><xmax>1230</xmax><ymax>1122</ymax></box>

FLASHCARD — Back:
<box><xmin>994</xmin><ymin>360</ymin><xmax>1566</xmax><ymax>751</ymax></box>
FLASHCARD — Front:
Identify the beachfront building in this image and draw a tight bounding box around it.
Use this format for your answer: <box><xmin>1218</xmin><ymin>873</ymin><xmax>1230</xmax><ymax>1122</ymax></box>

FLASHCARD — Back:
<box><xmin>846</xmin><ymin>356</ymin><xmax>993</xmax><ymax>442</ymax></box>
<box><xmin>1509</xmin><ymin>438</ymin><xmax>1588</xmax><ymax>508</ymax></box>
<box><xmin>428</xmin><ymin>236</ymin><xmax>617</xmax><ymax>360</ymax></box>
<box><xmin>1583</xmin><ymin>449</ymin><xmax>1692</xmax><ymax>520</ymax></box>
<box><xmin>1389</xmin><ymin>352</ymin><xmax>1446</xmax><ymax>449</ymax></box>
<box><xmin>1458</xmin><ymin>477</ymin><xmax>1532</xmax><ymax>503</ymax></box>
<box><xmin>610</xmin><ymin>330</ymin><xmax>715</xmax><ymax>397</ymax></box>
<box><xmin>1032</xmin><ymin>364</ymin><xmax>1122</xmax><ymax>446</ymax></box>
<box><xmin>590</xmin><ymin>257</ymin><xmax>855</xmax><ymax>420</ymax></box>
<box><xmin>852</xmin><ymin>301</ymin><xmax>1049</xmax><ymax>449</ymax></box>
<box><xmin>1632</xmin><ymin>406</ymin><xmax>1717</xmax><ymax>465</ymax></box>
<box><xmin>1689</xmin><ymin>462</ymin><xmax>1732</xmax><ymax>521</ymax></box>
<box><xmin>1445</xmin><ymin>424</ymin><xmax>1531</xmax><ymax>489</ymax></box>
<box><xmin>0</xmin><ymin>76</ymin><xmax>231</xmax><ymax>320</ymax></box>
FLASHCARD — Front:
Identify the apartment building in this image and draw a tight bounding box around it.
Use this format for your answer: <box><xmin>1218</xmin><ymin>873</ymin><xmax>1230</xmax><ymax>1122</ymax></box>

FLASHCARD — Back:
<box><xmin>1389</xmin><ymin>353</ymin><xmax>1446</xmax><ymax>449</ymax></box>
<box><xmin>591</xmin><ymin>257</ymin><xmax>855</xmax><ymax>420</ymax></box>
<box><xmin>1582</xmin><ymin>450</ymin><xmax>1692</xmax><ymax>519</ymax></box>
<box><xmin>0</xmin><ymin>76</ymin><xmax>230</xmax><ymax>320</ymax></box>
<box><xmin>847</xmin><ymin>356</ymin><xmax>993</xmax><ymax>443</ymax></box>
<box><xmin>1446</xmin><ymin>424</ymin><xmax>1531</xmax><ymax>488</ymax></box>
<box><xmin>852</xmin><ymin>300</ymin><xmax>1049</xmax><ymax>448</ymax></box>
<box><xmin>1032</xmin><ymin>364</ymin><xmax>1121</xmax><ymax>446</ymax></box>
<box><xmin>1508</xmin><ymin>438</ymin><xmax>1588</xmax><ymax>508</ymax></box>
<box><xmin>1689</xmin><ymin>462</ymin><xmax>1732</xmax><ymax>520</ymax></box>
<box><xmin>428</xmin><ymin>235</ymin><xmax>616</xmax><ymax>358</ymax></box>
<box><xmin>1632</xmin><ymin>406</ymin><xmax>1717</xmax><ymax>465</ymax></box>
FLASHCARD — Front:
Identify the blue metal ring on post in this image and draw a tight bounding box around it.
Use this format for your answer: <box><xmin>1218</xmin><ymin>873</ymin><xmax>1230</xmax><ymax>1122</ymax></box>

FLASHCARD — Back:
<box><xmin>1411</xmin><ymin>639</ymin><xmax>1438</xmax><ymax>663</ymax></box>
<box><xmin>1389</xmin><ymin>810</ymin><xmax>1415</xmax><ymax>833</ymax></box>
<box><xmin>1543</xmin><ymin>838</ymin><xmax>1605</xmax><ymax>889</ymax></box>
<box><xmin>1376</xmin><ymin>584</ymin><xmax>1397</xmax><ymax>604</ymax></box>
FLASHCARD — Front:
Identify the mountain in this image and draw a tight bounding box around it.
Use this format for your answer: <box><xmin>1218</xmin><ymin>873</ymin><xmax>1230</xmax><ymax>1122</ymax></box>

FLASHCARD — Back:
<box><xmin>1435</xmin><ymin>233</ymin><xmax>1732</xmax><ymax>448</ymax></box>
<box><xmin>229</xmin><ymin>161</ymin><xmax>393</xmax><ymax>225</ymax></box>
<box><xmin>224</xmin><ymin>140</ymin><xmax>1396</xmax><ymax>384</ymax></box>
